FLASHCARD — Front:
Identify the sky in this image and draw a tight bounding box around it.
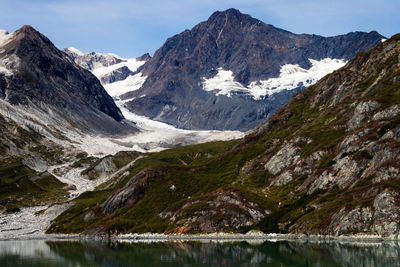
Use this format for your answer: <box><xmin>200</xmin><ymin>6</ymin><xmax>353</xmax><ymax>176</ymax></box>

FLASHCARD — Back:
<box><xmin>0</xmin><ymin>0</ymin><xmax>398</xmax><ymax>58</ymax></box>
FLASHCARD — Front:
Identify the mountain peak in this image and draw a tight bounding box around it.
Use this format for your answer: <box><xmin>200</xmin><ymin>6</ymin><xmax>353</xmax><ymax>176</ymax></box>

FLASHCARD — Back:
<box><xmin>208</xmin><ymin>8</ymin><xmax>256</xmax><ymax>24</ymax></box>
<box><xmin>212</xmin><ymin>8</ymin><xmax>242</xmax><ymax>16</ymax></box>
<box><xmin>15</xmin><ymin>25</ymin><xmax>43</xmax><ymax>39</ymax></box>
<box><xmin>129</xmin><ymin>9</ymin><xmax>384</xmax><ymax>131</ymax></box>
<box><xmin>9</xmin><ymin>25</ymin><xmax>54</xmax><ymax>50</ymax></box>
<box><xmin>19</xmin><ymin>25</ymin><xmax>36</xmax><ymax>32</ymax></box>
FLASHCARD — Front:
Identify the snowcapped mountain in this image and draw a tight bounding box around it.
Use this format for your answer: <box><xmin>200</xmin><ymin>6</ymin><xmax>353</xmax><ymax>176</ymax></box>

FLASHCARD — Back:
<box><xmin>118</xmin><ymin>8</ymin><xmax>384</xmax><ymax>130</ymax></box>
<box><xmin>63</xmin><ymin>48</ymin><xmax>149</xmax><ymax>86</ymax></box>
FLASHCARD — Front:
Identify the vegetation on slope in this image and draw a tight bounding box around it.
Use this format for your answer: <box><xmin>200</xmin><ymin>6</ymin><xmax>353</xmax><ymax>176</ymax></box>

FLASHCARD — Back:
<box><xmin>0</xmin><ymin>157</ymin><xmax>69</xmax><ymax>213</ymax></box>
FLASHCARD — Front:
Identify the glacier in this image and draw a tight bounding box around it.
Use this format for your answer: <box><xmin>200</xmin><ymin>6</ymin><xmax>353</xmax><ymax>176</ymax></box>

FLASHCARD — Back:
<box><xmin>202</xmin><ymin>58</ymin><xmax>347</xmax><ymax>100</ymax></box>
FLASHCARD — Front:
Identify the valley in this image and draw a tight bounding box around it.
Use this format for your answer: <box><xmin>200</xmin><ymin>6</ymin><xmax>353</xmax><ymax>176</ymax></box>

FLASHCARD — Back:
<box><xmin>0</xmin><ymin>9</ymin><xmax>399</xmax><ymax>242</ymax></box>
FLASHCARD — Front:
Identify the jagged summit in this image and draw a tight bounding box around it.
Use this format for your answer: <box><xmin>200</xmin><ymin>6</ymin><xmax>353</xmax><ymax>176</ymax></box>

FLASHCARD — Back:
<box><xmin>207</xmin><ymin>8</ymin><xmax>256</xmax><ymax>22</ymax></box>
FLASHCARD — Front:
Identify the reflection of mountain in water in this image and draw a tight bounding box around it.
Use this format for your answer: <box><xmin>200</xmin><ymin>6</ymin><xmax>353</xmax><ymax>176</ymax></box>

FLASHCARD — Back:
<box><xmin>0</xmin><ymin>240</ymin><xmax>399</xmax><ymax>266</ymax></box>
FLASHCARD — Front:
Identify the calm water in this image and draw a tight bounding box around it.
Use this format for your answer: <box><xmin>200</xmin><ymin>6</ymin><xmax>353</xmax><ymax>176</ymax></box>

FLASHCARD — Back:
<box><xmin>0</xmin><ymin>239</ymin><xmax>399</xmax><ymax>267</ymax></box>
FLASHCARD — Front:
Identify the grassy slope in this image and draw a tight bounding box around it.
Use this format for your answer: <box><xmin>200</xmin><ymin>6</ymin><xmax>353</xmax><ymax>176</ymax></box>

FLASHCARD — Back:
<box><xmin>0</xmin><ymin>157</ymin><xmax>69</xmax><ymax>212</ymax></box>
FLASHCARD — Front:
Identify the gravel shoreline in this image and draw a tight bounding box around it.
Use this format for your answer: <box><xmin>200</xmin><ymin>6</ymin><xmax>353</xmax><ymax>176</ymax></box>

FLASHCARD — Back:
<box><xmin>113</xmin><ymin>232</ymin><xmax>399</xmax><ymax>242</ymax></box>
<box><xmin>1</xmin><ymin>231</ymin><xmax>399</xmax><ymax>242</ymax></box>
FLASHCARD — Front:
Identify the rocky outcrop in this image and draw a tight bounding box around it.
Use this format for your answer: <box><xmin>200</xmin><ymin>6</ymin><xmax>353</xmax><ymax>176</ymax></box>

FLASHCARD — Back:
<box><xmin>163</xmin><ymin>187</ymin><xmax>267</xmax><ymax>234</ymax></box>
<box><xmin>99</xmin><ymin>66</ymin><xmax>134</xmax><ymax>84</ymax></box>
<box><xmin>324</xmin><ymin>190</ymin><xmax>400</xmax><ymax>238</ymax></box>
<box><xmin>373</xmin><ymin>104</ymin><xmax>400</xmax><ymax>120</ymax></box>
<box><xmin>101</xmin><ymin>166</ymin><xmax>169</xmax><ymax>215</ymax></box>
<box><xmin>83</xmin><ymin>156</ymin><xmax>117</xmax><ymax>180</ymax></box>
<box><xmin>136</xmin><ymin>53</ymin><xmax>151</xmax><ymax>62</ymax></box>
<box><xmin>348</xmin><ymin>101</ymin><xmax>380</xmax><ymax>130</ymax></box>
<box><xmin>62</xmin><ymin>49</ymin><xmax>123</xmax><ymax>71</ymax></box>
<box><xmin>264</xmin><ymin>143</ymin><xmax>300</xmax><ymax>175</ymax></box>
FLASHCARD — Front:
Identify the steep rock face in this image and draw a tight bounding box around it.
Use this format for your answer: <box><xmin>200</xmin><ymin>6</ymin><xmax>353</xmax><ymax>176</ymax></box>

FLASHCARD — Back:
<box><xmin>123</xmin><ymin>8</ymin><xmax>384</xmax><ymax>130</ymax></box>
<box><xmin>0</xmin><ymin>26</ymin><xmax>137</xmax><ymax>136</ymax></box>
<box><xmin>101</xmin><ymin>166</ymin><xmax>169</xmax><ymax>215</ymax></box>
<box><xmin>99</xmin><ymin>66</ymin><xmax>134</xmax><ymax>84</ymax></box>
<box><xmin>0</xmin><ymin>26</ymin><xmax>141</xmax><ymax>214</ymax></box>
<box><xmin>162</xmin><ymin>187</ymin><xmax>267</xmax><ymax>234</ymax></box>
<box><xmin>323</xmin><ymin>190</ymin><xmax>400</xmax><ymax>238</ymax></box>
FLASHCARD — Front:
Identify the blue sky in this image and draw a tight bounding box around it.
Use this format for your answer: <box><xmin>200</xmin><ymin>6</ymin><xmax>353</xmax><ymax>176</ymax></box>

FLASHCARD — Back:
<box><xmin>0</xmin><ymin>0</ymin><xmax>398</xmax><ymax>58</ymax></box>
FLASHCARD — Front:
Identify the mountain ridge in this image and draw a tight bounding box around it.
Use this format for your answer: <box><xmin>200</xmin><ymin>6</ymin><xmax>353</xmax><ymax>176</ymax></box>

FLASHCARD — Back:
<box><xmin>120</xmin><ymin>8</ymin><xmax>384</xmax><ymax>130</ymax></box>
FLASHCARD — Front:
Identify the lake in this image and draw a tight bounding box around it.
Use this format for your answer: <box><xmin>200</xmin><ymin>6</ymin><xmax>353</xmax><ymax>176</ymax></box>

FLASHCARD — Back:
<box><xmin>0</xmin><ymin>239</ymin><xmax>399</xmax><ymax>266</ymax></box>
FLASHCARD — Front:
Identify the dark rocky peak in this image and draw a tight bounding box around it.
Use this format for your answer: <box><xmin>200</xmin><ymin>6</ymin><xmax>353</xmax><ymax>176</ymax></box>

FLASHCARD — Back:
<box><xmin>0</xmin><ymin>25</ymin><xmax>133</xmax><ymax>133</ymax></box>
<box><xmin>3</xmin><ymin>25</ymin><xmax>78</xmax><ymax>80</ymax></box>
<box><xmin>206</xmin><ymin>8</ymin><xmax>257</xmax><ymax>25</ymax></box>
<box><xmin>136</xmin><ymin>53</ymin><xmax>151</xmax><ymax>62</ymax></box>
<box><xmin>16</xmin><ymin>25</ymin><xmax>43</xmax><ymax>36</ymax></box>
<box><xmin>125</xmin><ymin>9</ymin><xmax>385</xmax><ymax>131</ymax></box>
<box><xmin>13</xmin><ymin>25</ymin><xmax>61</xmax><ymax>51</ymax></box>
<box><xmin>202</xmin><ymin>8</ymin><xmax>282</xmax><ymax>36</ymax></box>
<box><xmin>140</xmin><ymin>8</ymin><xmax>383</xmax><ymax>84</ymax></box>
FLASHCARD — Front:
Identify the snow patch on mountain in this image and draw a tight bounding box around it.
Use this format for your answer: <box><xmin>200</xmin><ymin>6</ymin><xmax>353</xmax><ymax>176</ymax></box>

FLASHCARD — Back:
<box><xmin>202</xmin><ymin>68</ymin><xmax>248</xmax><ymax>97</ymax></box>
<box><xmin>0</xmin><ymin>55</ymin><xmax>20</xmax><ymax>76</ymax></box>
<box><xmin>0</xmin><ymin>30</ymin><xmax>18</xmax><ymax>76</ymax></box>
<box><xmin>202</xmin><ymin>58</ymin><xmax>347</xmax><ymax>100</ymax></box>
<box><xmin>64</xmin><ymin>47</ymin><xmax>145</xmax><ymax>81</ymax></box>
<box><xmin>0</xmin><ymin>30</ymin><xmax>12</xmax><ymax>46</ymax></box>
<box><xmin>103</xmin><ymin>72</ymin><xmax>147</xmax><ymax>97</ymax></box>
<box><xmin>0</xmin><ymin>65</ymin><xmax>12</xmax><ymax>76</ymax></box>
<box><xmin>109</xmin><ymin>98</ymin><xmax>244</xmax><ymax>153</ymax></box>
<box><xmin>92</xmin><ymin>58</ymin><xmax>146</xmax><ymax>81</ymax></box>
<box><xmin>66</xmin><ymin>46</ymin><xmax>84</xmax><ymax>56</ymax></box>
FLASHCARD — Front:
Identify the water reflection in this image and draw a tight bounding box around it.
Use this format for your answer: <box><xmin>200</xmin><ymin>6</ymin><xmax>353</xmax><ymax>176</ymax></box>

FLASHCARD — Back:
<box><xmin>0</xmin><ymin>239</ymin><xmax>399</xmax><ymax>266</ymax></box>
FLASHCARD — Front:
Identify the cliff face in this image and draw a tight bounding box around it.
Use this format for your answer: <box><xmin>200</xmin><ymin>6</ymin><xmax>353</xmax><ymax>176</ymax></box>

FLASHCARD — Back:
<box><xmin>121</xmin><ymin>8</ymin><xmax>384</xmax><ymax>130</ymax></box>
<box><xmin>50</xmin><ymin>34</ymin><xmax>400</xmax><ymax>238</ymax></box>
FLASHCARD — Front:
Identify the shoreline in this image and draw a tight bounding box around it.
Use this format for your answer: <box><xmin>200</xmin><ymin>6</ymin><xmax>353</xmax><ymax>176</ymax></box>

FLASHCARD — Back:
<box><xmin>113</xmin><ymin>232</ymin><xmax>400</xmax><ymax>242</ymax></box>
<box><xmin>1</xmin><ymin>232</ymin><xmax>399</xmax><ymax>242</ymax></box>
